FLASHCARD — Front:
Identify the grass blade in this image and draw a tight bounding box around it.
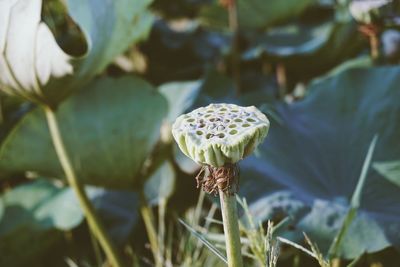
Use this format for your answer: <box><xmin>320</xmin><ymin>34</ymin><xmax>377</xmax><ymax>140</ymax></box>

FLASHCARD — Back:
<box><xmin>351</xmin><ymin>134</ymin><xmax>379</xmax><ymax>208</ymax></box>
<box><xmin>178</xmin><ymin>218</ymin><xmax>228</xmax><ymax>264</ymax></box>
<box><xmin>277</xmin><ymin>237</ymin><xmax>316</xmax><ymax>259</ymax></box>
<box><xmin>346</xmin><ymin>253</ymin><xmax>364</xmax><ymax>267</ymax></box>
<box><xmin>328</xmin><ymin>134</ymin><xmax>378</xmax><ymax>259</ymax></box>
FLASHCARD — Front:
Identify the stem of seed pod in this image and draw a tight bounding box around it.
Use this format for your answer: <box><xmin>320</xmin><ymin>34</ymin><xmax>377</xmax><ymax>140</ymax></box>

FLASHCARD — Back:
<box><xmin>44</xmin><ymin>106</ymin><xmax>124</xmax><ymax>267</ymax></box>
<box><xmin>219</xmin><ymin>190</ymin><xmax>243</xmax><ymax>267</ymax></box>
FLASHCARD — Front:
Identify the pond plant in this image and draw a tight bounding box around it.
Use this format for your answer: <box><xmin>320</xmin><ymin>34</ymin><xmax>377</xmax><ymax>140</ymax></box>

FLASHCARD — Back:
<box><xmin>172</xmin><ymin>103</ymin><xmax>270</xmax><ymax>267</ymax></box>
<box><xmin>1</xmin><ymin>0</ymin><xmax>400</xmax><ymax>266</ymax></box>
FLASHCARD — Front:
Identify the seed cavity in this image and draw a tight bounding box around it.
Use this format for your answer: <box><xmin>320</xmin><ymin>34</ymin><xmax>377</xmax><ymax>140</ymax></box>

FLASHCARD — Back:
<box><xmin>179</xmin><ymin>104</ymin><xmax>265</xmax><ymax>143</ymax></box>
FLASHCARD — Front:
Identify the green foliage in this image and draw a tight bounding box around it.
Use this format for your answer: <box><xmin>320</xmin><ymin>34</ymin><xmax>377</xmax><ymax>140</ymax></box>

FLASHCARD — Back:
<box><xmin>0</xmin><ymin>180</ymin><xmax>81</xmax><ymax>267</ymax></box>
<box><xmin>0</xmin><ymin>76</ymin><xmax>168</xmax><ymax>189</ymax></box>
<box><xmin>200</xmin><ymin>0</ymin><xmax>317</xmax><ymax>29</ymax></box>
<box><xmin>179</xmin><ymin>218</ymin><xmax>228</xmax><ymax>264</ymax></box>
<box><xmin>239</xmin><ymin>67</ymin><xmax>400</xmax><ymax>259</ymax></box>
<box><xmin>243</xmin><ymin>18</ymin><xmax>364</xmax><ymax>80</ymax></box>
<box><xmin>373</xmin><ymin>160</ymin><xmax>400</xmax><ymax>187</ymax></box>
<box><xmin>237</xmin><ymin>197</ymin><xmax>280</xmax><ymax>267</ymax></box>
<box><xmin>144</xmin><ymin>161</ymin><xmax>176</xmax><ymax>206</ymax></box>
<box><xmin>1</xmin><ymin>0</ymin><xmax>400</xmax><ymax>265</ymax></box>
<box><xmin>0</xmin><ymin>180</ymin><xmax>84</xmax><ymax>233</ymax></box>
<box><xmin>328</xmin><ymin>135</ymin><xmax>378</xmax><ymax>259</ymax></box>
<box><xmin>159</xmin><ymin>81</ymin><xmax>202</xmax><ymax>123</ymax></box>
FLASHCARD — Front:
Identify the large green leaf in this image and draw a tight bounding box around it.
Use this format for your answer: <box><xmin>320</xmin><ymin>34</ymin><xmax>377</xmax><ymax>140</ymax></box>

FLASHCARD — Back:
<box><xmin>0</xmin><ymin>0</ymin><xmax>153</xmax><ymax>106</ymax></box>
<box><xmin>0</xmin><ymin>76</ymin><xmax>168</xmax><ymax>189</ymax></box>
<box><xmin>243</xmin><ymin>19</ymin><xmax>365</xmax><ymax>81</ymax></box>
<box><xmin>0</xmin><ymin>180</ymin><xmax>84</xmax><ymax>234</ymax></box>
<box><xmin>142</xmin><ymin>20</ymin><xmax>230</xmax><ymax>84</ymax></box>
<box><xmin>312</xmin><ymin>55</ymin><xmax>372</xmax><ymax>83</ymax></box>
<box><xmin>144</xmin><ymin>161</ymin><xmax>176</xmax><ymax>206</ymax></box>
<box><xmin>373</xmin><ymin>160</ymin><xmax>400</xmax><ymax>188</ymax></box>
<box><xmin>200</xmin><ymin>0</ymin><xmax>317</xmax><ymax>30</ymax></box>
<box><xmin>0</xmin><ymin>180</ymin><xmax>81</xmax><ymax>267</ymax></box>
<box><xmin>91</xmin><ymin>188</ymin><xmax>140</xmax><ymax>246</ymax></box>
<box><xmin>0</xmin><ymin>179</ymin><xmax>141</xmax><ymax>265</ymax></box>
<box><xmin>159</xmin><ymin>80</ymin><xmax>202</xmax><ymax>123</ymax></box>
<box><xmin>237</xmin><ymin>67</ymin><xmax>400</xmax><ymax>259</ymax></box>
<box><xmin>159</xmin><ymin>80</ymin><xmax>202</xmax><ymax>174</ymax></box>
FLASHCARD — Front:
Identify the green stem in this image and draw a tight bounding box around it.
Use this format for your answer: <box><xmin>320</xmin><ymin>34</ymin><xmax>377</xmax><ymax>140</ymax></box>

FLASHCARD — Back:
<box><xmin>370</xmin><ymin>33</ymin><xmax>379</xmax><ymax>61</ymax></box>
<box><xmin>276</xmin><ymin>63</ymin><xmax>287</xmax><ymax>98</ymax></box>
<box><xmin>219</xmin><ymin>191</ymin><xmax>243</xmax><ymax>267</ymax></box>
<box><xmin>140</xmin><ymin>202</ymin><xmax>162</xmax><ymax>267</ymax></box>
<box><xmin>44</xmin><ymin>106</ymin><xmax>124</xmax><ymax>267</ymax></box>
<box><xmin>89</xmin><ymin>228</ymin><xmax>103</xmax><ymax>266</ymax></box>
<box><xmin>158</xmin><ymin>198</ymin><xmax>167</xmax><ymax>265</ymax></box>
<box><xmin>0</xmin><ymin>95</ymin><xmax>3</xmax><ymax>124</ymax></box>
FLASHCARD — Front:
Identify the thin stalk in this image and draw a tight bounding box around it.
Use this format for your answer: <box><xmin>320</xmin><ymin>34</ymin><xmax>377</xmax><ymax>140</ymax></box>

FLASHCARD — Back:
<box><xmin>140</xmin><ymin>203</ymin><xmax>162</xmax><ymax>267</ymax></box>
<box><xmin>358</xmin><ymin>25</ymin><xmax>380</xmax><ymax>61</ymax></box>
<box><xmin>219</xmin><ymin>191</ymin><xmax>243</xmax><ymax>267</ymax></box>
<box><xmin>44</xmin><ymin>106</ymin><xmax>123</xmax><ymax>267</ymax></box>
<box><xmin>89</xmin><ymin>229</ymin><xmax>103</xmax><ymax>266</ymax></box>
<box><xmin>193</xmin><ymin>202</ymin><xmax>218</xmax><ymax>261</ymax></box>
<box><xmin>227</xmin><ymin>0</ymin><xmax>241</xmax><ymax>95</ymax></box>
<box><xmin>193</xmin><ymin>189</ymin><xmax>205</xmax><ymax>225</ymax></box>
<box><xmin>158</xmin><ymin>198</ymin><xmax>167</xmax><ymax>264</ymax></box>
<box><xmin>369</xmin><ymin>33</ymin><xmax>379</xmax><ymax>60</ymax></box>
<box><xmin>165</xmin><ymin>221</ymin><xmax>173</xmax><ymax>267</ymax></box>
<box><xmin>276</xmin><ymin>63</ymin><xmax>287</xmax><ymax>98</ymax></box>
<box><xmin>0</xmin><ymin>95</ymin><xmax>3</xmax><ymax>124</ymax></box>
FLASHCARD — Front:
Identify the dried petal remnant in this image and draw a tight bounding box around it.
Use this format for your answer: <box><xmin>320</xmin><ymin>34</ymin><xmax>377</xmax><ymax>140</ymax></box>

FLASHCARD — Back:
<box><xmin>172</xmin><ymin>103</ymin><xmax>269</xmax><ymax>167</ymax></box>
<box><xmin>195</xmin><ymin>164</ymin><xmax>240</xmax><ymax>195</ymax></box>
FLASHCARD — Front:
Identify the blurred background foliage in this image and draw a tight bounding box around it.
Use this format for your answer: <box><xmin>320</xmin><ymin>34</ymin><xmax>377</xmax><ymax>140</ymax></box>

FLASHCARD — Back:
<box><xmin>1</xmin><ymin>0</ymin><xmax>400</xmax><ymax>266</ymax></box>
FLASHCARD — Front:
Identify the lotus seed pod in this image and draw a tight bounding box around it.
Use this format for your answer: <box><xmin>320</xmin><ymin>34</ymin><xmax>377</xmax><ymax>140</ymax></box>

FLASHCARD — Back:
<box><xmin>172</xmin><ymin>103</ymin><xmax>269</xmax><ymax>167</ymax></box>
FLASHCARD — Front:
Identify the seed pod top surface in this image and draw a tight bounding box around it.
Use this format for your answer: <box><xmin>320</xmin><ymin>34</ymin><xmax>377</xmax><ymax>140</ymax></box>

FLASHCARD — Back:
<box><xmin>172</xmin><ymin>103</ymin><xmax>269</xmax><ymax>167</ymax></box>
